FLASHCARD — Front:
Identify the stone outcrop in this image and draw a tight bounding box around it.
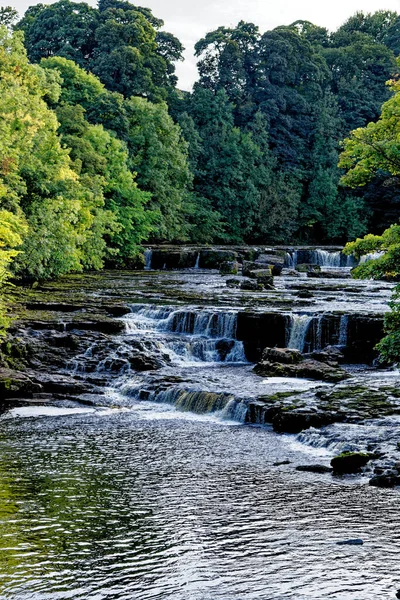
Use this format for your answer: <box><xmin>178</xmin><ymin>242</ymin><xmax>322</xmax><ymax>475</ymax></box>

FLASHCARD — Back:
<box><xmin>331</xmin><ymin>452</ymin><xmax>371</xmax><ymax>474</ymax></box>
<box><xmin>253</xmin><ymin>346</ymin><xmax>349</xmax><ymax>382</ymax></box>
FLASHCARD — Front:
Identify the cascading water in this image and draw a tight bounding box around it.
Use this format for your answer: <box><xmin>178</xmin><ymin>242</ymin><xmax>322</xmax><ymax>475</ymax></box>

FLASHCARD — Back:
<box><xmin>359</xmin><ymin>251</ymin><xmax>385</xmax><ymax>264</ymax></box>
<box><xmin>144</xmin><ymin>248</ymin><xmax>153</xmax><ymax>270</ymax></box>
<box><xmin>287</xmin><ymin>314</ymin><xmax>313</xmax><ymax>352</ymax></box>
<box><xmin>312</xmin><ymin>250</ymin><xmax>341</xmax><ymax>267</ymax></box>
<box><xmin>194</xmin><ymin>252</ymin><xmax>200</xmax><ymax>269</ymax></box>
<box><xmin>338</xmin><ymin>314</ymin><xmax>349</xmax><ymax>347</ymax></box>
<box><xmin>123</xmin><ymin>305</ymin><xmax>246</xmax><ymax>364</ymax></box>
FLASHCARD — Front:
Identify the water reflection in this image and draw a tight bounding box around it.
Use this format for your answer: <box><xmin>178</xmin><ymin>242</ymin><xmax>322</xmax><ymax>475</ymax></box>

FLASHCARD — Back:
<box><xmin>0</xmin><ymin>409</ymin><xmax>399</xmax><ymax>599</ymax></box>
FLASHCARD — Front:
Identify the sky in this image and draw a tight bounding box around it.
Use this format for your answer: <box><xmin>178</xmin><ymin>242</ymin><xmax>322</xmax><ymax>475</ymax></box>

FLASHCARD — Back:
<box><xmin>8</xmin><ymin>0</ymin><xmax>400</xmax><ymax>89</ymax></box>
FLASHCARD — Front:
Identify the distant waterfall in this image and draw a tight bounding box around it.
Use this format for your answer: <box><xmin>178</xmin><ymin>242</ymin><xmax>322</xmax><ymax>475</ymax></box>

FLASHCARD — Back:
<box><xmin>287</xmin><ymin>314</ymin><xmax>313</xmax><ymax>352</ymax></box>
<box><xmin>359</xmin><ymin>251</ymin><xmax>385</xmax><ymax>264</ymax></box>
<box><xmin>194</xmin><ymin>253</ymin><xmax>200</xmax><ymax>269</ymax></box>
<box><xmin>312</xmin><ymin>250</ymin><xmax>341</xmax><ymax>267</ymax></box>
<box><xmin>144</xmin><ymin>249</ymin><xmax>153</xmax><ymax>270</ymax></box>
<box><xmin>338</xmin><ymin>315</ymin><xmax>349</xmax><ymax>347</ymax></box>
<box><xmin>160</xmin><ymin>310</ymin><xmax>238</xmax><ymax>339</ymax></box>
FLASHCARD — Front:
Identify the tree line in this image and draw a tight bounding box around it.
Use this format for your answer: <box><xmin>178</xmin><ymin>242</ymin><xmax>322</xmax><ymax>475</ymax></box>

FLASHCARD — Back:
<box><xmin>1</xmin><ymin>1</ymin><xmax>400</xmax><ymax>292</ymax></box>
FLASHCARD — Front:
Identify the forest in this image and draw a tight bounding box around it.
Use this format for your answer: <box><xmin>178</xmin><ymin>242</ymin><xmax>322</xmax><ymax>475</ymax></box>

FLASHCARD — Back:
<box><xmin>1</xmin><ymin>2</ymin><xmax>400</xmax><ymax>286</ymax></box>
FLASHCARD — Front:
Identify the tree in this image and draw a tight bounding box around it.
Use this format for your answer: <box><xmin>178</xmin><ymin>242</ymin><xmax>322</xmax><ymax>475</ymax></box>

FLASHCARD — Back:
<box><xmin>16</xmin><ymin>0</ymin><xmax>183</xmax><ymax>102</ymax></box>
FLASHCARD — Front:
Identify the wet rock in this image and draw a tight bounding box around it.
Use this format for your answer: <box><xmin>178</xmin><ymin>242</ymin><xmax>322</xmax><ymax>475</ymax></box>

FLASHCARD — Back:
<box><xmin>199</xmin><ymin>249</ymin><xmax>238</xmax><ymax>269</ymax></box>
<box><xmin>254</xmin><ymin>356</ymin><xmax>349</xmax><ymax>383</ymax></box>
<box><xmin>30</xmin><ymin>373</ymin><xmax>95</xmax><ymax>395</ymax></box>
<box><xmin>336</xmin><ymin>539</ymin><xmax>364</xmax><ymax>546</ymax></box>
<box><xmin>226</xmin><ymin>278</ymin><xmax>241</xmax><ymax>288</ymax></box>
<box><xmin>369</xmin><ymin>473</ymin><xmax>400</xmax><ymax>488</ymax></box>
<box><xmin>25</xmin><ymin>302</ymin><xmax>84</xmax><ymax>312</ymax></box>
<box><xmin>261</xmin><ymin>347</ymin><xmax>303</xmax><ymax>364</ymax></box>
<box><xmin>248</xmin><ymin>269</ymin><xmax>274</xmax><ymax>288</ymax></box>
<box><xmin>273</xmin><ymin>460</ymin><xmax>291</xmax><ymax>466</ymax></box>
<box><xmin>219</xmin><ymin>261</ymin><xmax>239</xmax><ymax>275</ymax></box>
<box><xmin>307</xmin><ymin>270</ymin><xmax>351</xmax><ymax>279</ymax></box>
<box><xmin>272</xmin><ymin>410</ymin><xmax>338</xmax><ymax>434</ymax></box>
<box><xmin>240</xmin><ymin>279</ymin><xmax>263</xmax><ymax>291</ymax></box>
<box><xmin>298</xmin><ymin>289</ymin><xmax>314</xmax><ymax>298</ymax></box>
<box><xmin>150</xmin><ymin>249</ymin><xmax>198</xmax><ymax>270</ymax></box>
<box><xmin>346</xmin><ymin>315</ymin><xmax>384</xmax><ymax>363</ymax></box>
<box><xmin>66</xmin><ymin>319</ymin><xmax>126</xmax><ymax>334</ymax></box>
<box><xmin>236</xmin><ymin>313</ymin><xmax>288</xmax><ymax>361</ymax></box>
<box><xmin>242</xmin><ymin>261</ymin><xmax>259</xmax><ymax>277</ymax></box>
<box><xmin>284</xmin><ymin>269</ymin><xmax>302</xmax><ymax>277</ymax></box>
<box><xmin>305</xmin><ymin>346</ymin><xmax>344</xmax><ymax>365</ymax></box>
<box><xmin>106</xmin><ymin>305</ymin><xmax>131</xmax><ymax>317</ymax></box>
<box><xmin>0</xmin><ymin>368</ymin><xmax>42</xmax><ymax>399</ymax></box>
<box><xmin>129</xmin><ymin>352</ymin><xmax>163</xmax><ymax>371</ymax></box>
<box><xmin>296</xmin><ymin>465</ymin><xmax>333</xmax><ymax>473</ymax></box>
<box><xmin>331</xmin><ymin>452</ymin><xmax>371</xmax><ymax>474</ymax></box>
<box><xmin>296</xmin><ymin>264</ymin><xmax>321</xmax><ymax>273</ymax></box>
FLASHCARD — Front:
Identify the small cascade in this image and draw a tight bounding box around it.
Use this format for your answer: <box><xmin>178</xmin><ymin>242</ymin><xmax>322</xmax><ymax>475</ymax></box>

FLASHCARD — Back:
<box><xmin>160</xmin><ymin>309</ymin><xmax>238</xmax><ymax>339</ymax></box>
<box><xmin>144</xmin><ymin>249</ymin><xmax>153</xmax><ymax>270</ymax></box>
<box><xmin>359</xmin><ymin>251</ymin><xmax>385</xmax><ymax>264</ymax></box>
<box><xmin>338</xmin><ymin>315</ymin><xmax>349</xmax><ymax>347</ymax></box>
<box><xmin>312</xmin><ymin>250</ymin><xmax>341</xmax><ymax>267</ymax></box>
<box><xmin>123</xmin><ymin>305</ymin><xmax>246</xmax><ymax>364</ymax></box>
<box><xmin>194</xmin><ymin>253</ymin><xmax>200</xmax><ymax>269</ymax></box>
<box><xmin>285</xmin><ymin>251</ymin><xmax>297</xmax><ymax>268</ymax></box>
<box><xmin>287</xmin><ymin>314</ymin><xmax>313</xmax><ymax>352</ymax></box>
<box><xmin>124</xmin><ymin>384</ymin><xmax>245</xmax><ymax>416</ymax></box>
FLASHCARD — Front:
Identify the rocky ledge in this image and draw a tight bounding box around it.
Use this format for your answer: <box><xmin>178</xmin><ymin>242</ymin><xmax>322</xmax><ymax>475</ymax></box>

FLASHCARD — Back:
<box><xmin>253</xmin><ymin>347</ymin><xmax>349</xmax><ymax>382</ymax></box>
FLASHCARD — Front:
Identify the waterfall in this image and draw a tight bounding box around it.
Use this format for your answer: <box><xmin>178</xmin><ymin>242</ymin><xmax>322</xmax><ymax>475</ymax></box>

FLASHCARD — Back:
<box><xmin>338</xmin><ymin>315</ymin><xmax>349</xmax><ymax>347</ymax></box>
<box><xmin>160</xmin><ymin>310</ymin><xmax>238</xmax><ymax>339</ymax></box>
<box><xmin>287</xmin><ymin>314</ymin><xmax>313</xmax><ymax>352</ymax></box>
<box><xmin>285</xmin><ymin>251</ymin><xmax>297</xmax><ymax>268</ymax></box>
<box><xmin>312</xmin><ymin>250</ymin><xmax>341</xmax><ymax>267</ymax></box>
<box><xmin>144</xmin><ymin>249</ymin><xmax>153</xmax><ymax>270</ymax></box>
<box><xmin>359</xmin><ymin>251</ymin><xmax>385</xmax><ymax>264</ymax></box>
<box><xmin>194</xmin><ymin>253</ymin><xmax>200</xmax><ymax>269</ymax></box>
<box><xmin>123</xmin><ymin>305</ymin><xmax>246</xmax><ymax>364</ymax></box>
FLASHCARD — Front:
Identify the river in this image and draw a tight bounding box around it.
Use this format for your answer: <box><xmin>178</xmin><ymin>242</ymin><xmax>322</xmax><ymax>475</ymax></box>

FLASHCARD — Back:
<box><xmin>0</xmin><ymin>247</ymin><xmax>399</xmax><ymax>599</ymax></box>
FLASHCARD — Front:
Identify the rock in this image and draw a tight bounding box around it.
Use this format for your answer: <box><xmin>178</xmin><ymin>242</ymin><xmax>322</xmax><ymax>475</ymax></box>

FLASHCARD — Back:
<box><xmin>199</xmin><ymin>249</ymin><xmax>238</xmax><ymax>269</ymax></box>
<box><xmin>240</xmin><ymin>279</ymin><xmax>263</xmax><ymax>291</ymax></box>
<box><xmin>0</xmin><ymin>368</ymin><xmax>42</xmax><ymax>399</ymax></box>
<box><xmin>66</xmin><ymin>319</ymin><xmax>126</xmax><ymax>334</ymax></box>
<box><xmin>307</xmin><ymin>270</ymin><xmax>351</xmax><ymax>279</ymax></box>
<box><xmin>285</xmin><ymin>269</ymin><xmax>302</xmax><ymax>278</ymax></box>
<box><xmin>236</xmin><ymin>313</ymin><xmax>289</xmax><ymax>361</ymax></box>
<box><xmin>150</xmin><ymin>249</ymin><xmax>198</xmax><ymax>270</ymax></box>
<box><xmin>298</xmin><ymin>289</ymin><xmax>314</xmax><ymax>298</ymax></box>
<box><xmin>248</xmin><ymin>268</ymin><xmax>273</xmax><ymax>288</ymax></box>
<box><xmin>106</xmin><ymin>305</ymin><xmax>131</xmax><ymax>317</ymax></box>
<box><xmin>226</xmin><ymin>278</ymin><xmax>241</xmax><ymax>288</ymax></box>
<box><xmin>296</xmin><ymin>465</ymin><xmax>333</xmax><ymax>473</ymax></box>
<box><xmin>129</xmin><ymin>352</ymin><xmax>163</xmax><ymax>371</ymax></box>
<box><xmin>336</xmin><ymin>539</ymin><xmax>364</xmax><ymax>546</ymax></box>
<box><xmin>254</xmin><ymin>357</ymin><xmax>349</xmax><ymax>383</ymax></box>
<box><xmin>219</xmin><ymin>261</ymin><xmax>239</xmax><ymax>275</ymax></box>
<box><xmin>296</xmin><ymin>263</ymin><xmax>321</xmax><ymax>273</ymax></box>
<box><xmin>261</xmin><ymin>347</ymin><xmax>303</xmax><ymax>365</ymax></box>
<box><xmin>242</xmin><ymin>261</ymin><xmax>259</xmax><ymax>277</ymax></box>
<box><xmin>331</xmin><ymin>452</ymin><xmax>371</xmax><ymax>474</ymax></box>
<box><xmin>272</xmin><ymin>410</ymin><xmax>338</xmax><ymax>434</ymax></box>
<box><xmin>369</xmin><ymin>473</ymin><xmax>399</xmax><ymax>488</ymax></box>
<box><xmin>273</xmin><ymin>460</ymin><xmax>291</xmax><ymax>466</ymax></box>
<box><xmin>305</xmin><ymin>346</ymin><xmax>344</xmax><ymax>365</ymax></box>
<box><xmin>25</xmin><ymin>302</ymin><xmax>84</xmax><ymax>312</ymax></box>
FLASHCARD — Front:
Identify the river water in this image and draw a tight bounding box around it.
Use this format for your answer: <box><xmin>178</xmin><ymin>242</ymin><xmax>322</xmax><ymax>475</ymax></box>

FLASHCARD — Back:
<box><xmin>1</xmin><ymin>251</ymin><xmax>400</xmax><ymax>599</ymax></box>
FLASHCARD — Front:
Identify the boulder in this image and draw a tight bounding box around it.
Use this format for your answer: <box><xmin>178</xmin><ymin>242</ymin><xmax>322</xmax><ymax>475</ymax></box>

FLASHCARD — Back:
<box><xmin>248</xmin><ymin>269</ymin><xmax>274</xmax><ymax>288</ymax></box>
<box><xmin>369</xmin><ymin>473</ymin><xmax>399</xmax><ymax>488</ymax></box>
<box><xmin>240</xmin><ymin>279</ymin><xmax>263</xmax><ymax>291</ymax></box>
<box><xmin>254</xmin><ymin>356</ymin><xmax>349</xmax><ymax>382</ymax></box>
<box><xmin>226</xmin><ymin>278</ymin><xmax>241</xmax><ymax>288</ymax></box>
<box><xmin>296</xmin><ymin>263</ymin><xmax>321</xmax><ymax>273</ymax></box>
<box><xmin>285</xmin><ymin>269</ymin><xmax>302</xmax><ymax>278</ymax></box>
<box><xmin>129</xmin><ymin>352</ymin><xmax>163</xmax><ymax>371</ymax></box>
<box><xmin>219</xmin><ymin>261</ymin><xmax>239</xmax><ymax>275</ymax></box>
<box><xmin>242</xmin><ymin>261</ymin><xmax>259</xmax><ymax>277</ymax></box>
<box><xmin>261</xmin><ymin>347</ymin><xmax>303</xmax><ymax>365</ymax></box>
<box><xmin>331</xmin><ymin>451</ymin><xmax>371</xmax><ymax>474</ymax></box>
<box><xmin>295</xmin><ymin>465</ymin><xmax>333</xmax><ymax>473</ymax></box>
<box><xmin>307</xmin><ymin>270</ymin><xmax>351</xmax><ymax>279</ymax></box>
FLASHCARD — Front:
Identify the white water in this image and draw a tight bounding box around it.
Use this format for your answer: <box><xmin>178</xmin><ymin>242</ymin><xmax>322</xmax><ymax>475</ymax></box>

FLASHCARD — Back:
<box><xmin>144</xmin><ymin>248</ymin><xmax>153</xmax><ymax>270</ymax></box>
<box><xmin>287</xmin><ymin>314</ymin><xmax>313</xmax><ymax>351</ymax></box>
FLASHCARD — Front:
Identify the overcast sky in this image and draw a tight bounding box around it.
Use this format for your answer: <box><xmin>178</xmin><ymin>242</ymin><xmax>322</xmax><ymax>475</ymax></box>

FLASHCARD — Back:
<box><xmin>9</xmin><ymin>0</ymin><xmax>400</xmax><ymax>89</ymax></box>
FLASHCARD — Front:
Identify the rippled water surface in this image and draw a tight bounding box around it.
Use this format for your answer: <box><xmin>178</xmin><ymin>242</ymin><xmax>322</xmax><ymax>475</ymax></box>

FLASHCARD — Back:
<box><xmin>0</xmin><ymin>405</ymin><xmax>400</xmax><ymax>600</ymax></box>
